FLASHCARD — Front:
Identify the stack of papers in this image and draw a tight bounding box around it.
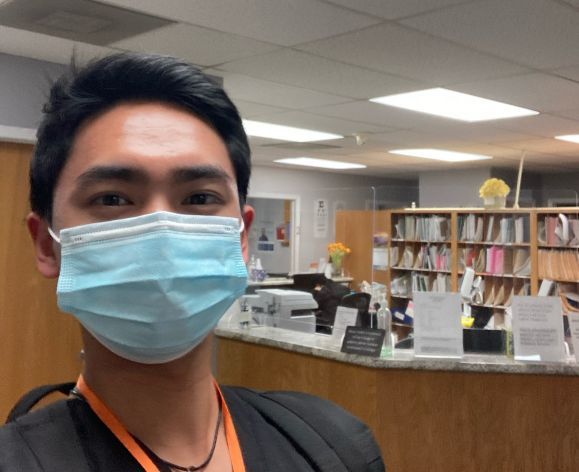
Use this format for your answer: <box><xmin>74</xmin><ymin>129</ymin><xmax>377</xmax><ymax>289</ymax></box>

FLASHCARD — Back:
<box><xmin>394</xmin><ymin>215</ymin><xmax>449</xmax><ymax>241</ymax></box>
<box><xmin>412</xmin><ymin>244</ymin><xmax>450</xmax><ymax>271</ymax></box>
<box><xmin>458</xmin><ymin>214</ymin><xmax>484</xmax><ymax>242</ymax></box>
<box><xmin>538</xmin><ymin>249</ymin><xmax>579</xmax><ymax>281</ymax></box>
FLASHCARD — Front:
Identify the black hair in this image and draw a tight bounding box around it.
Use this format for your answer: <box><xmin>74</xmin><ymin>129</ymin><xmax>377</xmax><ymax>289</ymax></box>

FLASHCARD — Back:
<box><xmin>30</xmin><ymin>52</ymin><xmax>251</xmax><ymax>221</ymax></box>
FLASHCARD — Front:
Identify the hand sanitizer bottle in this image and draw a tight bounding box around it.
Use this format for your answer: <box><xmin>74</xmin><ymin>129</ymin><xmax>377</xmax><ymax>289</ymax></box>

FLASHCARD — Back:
<box><xmin>255</xmin><ymin>258</ymin><xmax>266</xmax><ymax>281</ymax></box>
<box><xmin>248</xmin><ymin>255</ymin><xmax>256</xmax><ymax>282</ymax></box>
<box><xmin>376</xmin><ymin>296</ymin><xmax>393</xmax><ymax>357</ymax></box>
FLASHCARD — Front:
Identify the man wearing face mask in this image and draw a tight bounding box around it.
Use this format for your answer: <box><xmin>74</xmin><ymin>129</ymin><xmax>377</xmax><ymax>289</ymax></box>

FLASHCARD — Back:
<box><xmin>0</xmin><ymin>53</ymin><xmax>385</xmax><ymax>472</ymax></box>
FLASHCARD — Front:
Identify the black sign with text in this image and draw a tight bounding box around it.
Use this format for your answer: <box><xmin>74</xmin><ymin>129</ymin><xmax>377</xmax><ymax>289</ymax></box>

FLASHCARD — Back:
<box><xmin>341</xmin><ymin>327</ymin><xmax>386</xmax><ymax>357</ymax></box>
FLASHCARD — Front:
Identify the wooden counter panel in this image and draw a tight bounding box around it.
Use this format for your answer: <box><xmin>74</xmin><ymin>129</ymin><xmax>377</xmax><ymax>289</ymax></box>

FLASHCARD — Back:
<box><xmin>217</xmin><ymin>338</ymin><xmax>579</xmax><ymax>472</ymax></box>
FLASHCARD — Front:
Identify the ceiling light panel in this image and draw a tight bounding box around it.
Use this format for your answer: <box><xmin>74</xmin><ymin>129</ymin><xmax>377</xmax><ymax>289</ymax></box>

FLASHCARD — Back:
<box><xmin>389</xmin><ymin>148</ymin><xmax>493</xmax><ymax>162</ymax></box>
<box><xmin>371</xmin><ymin>88</ymin><xmax>538</xmax><ymax>122</ymax></box>
<box><xmin>274</xmin><ymin>157</ymin><xmax>366</xmax><ymax>169</ymax></box>
<box><xmin>555</xmin><ymin>134</ymin><xmax>579</xmax><ymax>144</ymax></box>
<box><xmin>243</xmin><ymin>120</ymin><xmax>343</xmax><ymax>142</ymax></box>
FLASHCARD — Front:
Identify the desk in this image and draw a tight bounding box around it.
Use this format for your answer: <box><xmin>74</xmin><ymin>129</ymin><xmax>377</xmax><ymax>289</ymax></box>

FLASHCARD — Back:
<box><xmin>215</xmin><ymin>325</ymin><xmax>579</xmax><ymax>472</ymax></box>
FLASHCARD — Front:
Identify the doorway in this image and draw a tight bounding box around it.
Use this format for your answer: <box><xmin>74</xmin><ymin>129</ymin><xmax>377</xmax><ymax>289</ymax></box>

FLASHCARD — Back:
<box><xmin>246</xmin><ymin>193</ymin><xmax>300</xmax><ymax>276</ymax></box>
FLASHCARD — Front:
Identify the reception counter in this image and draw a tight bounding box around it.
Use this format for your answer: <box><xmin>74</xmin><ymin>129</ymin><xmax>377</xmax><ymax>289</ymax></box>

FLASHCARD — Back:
<box><xmin>215</xmin><ymin>325</ymin><xmax>579</xmax><ymax>471</ymax></box>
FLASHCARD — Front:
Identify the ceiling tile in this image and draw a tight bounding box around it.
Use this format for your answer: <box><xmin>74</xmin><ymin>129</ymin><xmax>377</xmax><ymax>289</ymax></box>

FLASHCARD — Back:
<box><xmin>110</xmin><ymin>23</ymin><xmax>279</xmax><ymax>66</ymax></box>
<box><xmin>219</xmin><ymin>49</ymin><xmax>420</xmax><ymax>99</ymax></box>
<box><xmin>249</xmin><ymin>110</ymin><xmax>388</xmax><ymax>135</ymax></box>
<box><xmin>308</xmin><ymin>100</ymin><xmax>466</xmax><ymax>129</ymax></box>
<box><xmin>402</xmin><ymin>0</ymin><xmax>579</xmax><ymax>69</ymax></box>
<box><xmin>406</xmin><ymin>121</ymin><xmax>542</xmax><ymax>144</ymax></box>
<box><xmin>231</xmin><ymin>100</ymin><xmax>289</xmax><ymax>119</ymax></box>
<box><xmin>325</xmin><ymin>0</ymin><xmax>474</xmax><ymax>20</ymax></box>
<box><xmin>552</xmin><ymin>65</ymin><xmax>579</xmax><ymax>82</ymax></box>
<box><xmin>555</xmin><ymin>109</ymin><xmax>579</xmax><ymax>122</ymax></box>
<box><xmin>491</xmin><ymin>114</ymin><xmax>579</xmax><ymax>138</ymax></box>
<box><xmin>95</xmin><ymin>0</ymin><xmax>380</xmax><ymax>46</ymax></box>
<box><xmin>498</xmin><ymin>138</ymin><xmax>579</xmax><ymax>155</ymax></box>
<box><xmin>453</xmin><ymin>73</ymin><xmax>579</xmax><ymax>113</ymax></box>
<box><xmin>207</xmin><ymin>70</ymin><xmax>351</xmax><ymax>109</ymax></box>
<box><xmin>0</xmin><ymin>25</ymin><xmax>118</xmax><ymax>64</ymax></box>
<box><xmin>297</xmin><ymin>23</ymin><xmax>528</xmax><ymax>84</ymax></box>
<box><xmin>362</xmin><ymin>130</ymin><xmax>464</xmax><ymax>148</ymax></box>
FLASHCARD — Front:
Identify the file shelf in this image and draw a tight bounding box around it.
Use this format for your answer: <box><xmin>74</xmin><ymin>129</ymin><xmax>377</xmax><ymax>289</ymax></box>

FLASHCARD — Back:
<box><xmin>336</xmin><ymin>207</ymin><xmax>579</xmax><ymax>328</ymax></box>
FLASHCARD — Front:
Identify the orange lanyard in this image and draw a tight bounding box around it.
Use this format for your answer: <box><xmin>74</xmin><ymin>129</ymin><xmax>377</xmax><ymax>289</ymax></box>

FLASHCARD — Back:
<box><xmin>75</xmin><ymin>375</ymin><xmax>246</xmax><ymax>472</ymax></box>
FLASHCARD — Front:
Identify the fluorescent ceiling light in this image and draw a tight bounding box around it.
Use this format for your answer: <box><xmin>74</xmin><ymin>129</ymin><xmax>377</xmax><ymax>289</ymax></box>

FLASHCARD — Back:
<box><xmin>370</xmin><ymin>88</ymin><xmax>538</xmax><ymax>122</ymax></box>
<box><xmin>274</xmin><ymin>157</ymin><xmax>366</xmax><ymax>170</ymax></box>
<box><xmin>555</xmin><ymin>134</ymin><xmax>579</xmax><ymax>143</ymax></box>
<box><xmin>389</xmin><ymin>149</ymin><xmax>492</xmax><ymax>162</ymax></box>
<box><xmin>243</xmin><ymin>119</ymin><xmax>343</xmax><ymax>142</ymax></box>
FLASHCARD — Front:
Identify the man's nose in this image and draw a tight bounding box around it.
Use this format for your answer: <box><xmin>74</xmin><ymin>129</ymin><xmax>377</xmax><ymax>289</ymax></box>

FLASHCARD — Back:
<box><xmin>142</xmin><ymin>195</ymin><xmax>176</xmax><ymax>214</ymax></box>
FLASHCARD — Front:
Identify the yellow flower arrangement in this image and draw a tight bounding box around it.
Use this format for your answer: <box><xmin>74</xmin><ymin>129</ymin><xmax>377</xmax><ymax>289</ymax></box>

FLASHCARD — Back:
<box><xmin>327</xmin><ymin>242</ymin><xmax>351</xmax><ymax>259</ymax></box>
<box><xmin>479</xmin><ymin>178</ymin><xmax>510</xmax><ymax>198</ymax></box>
<box><xmin>327</xmin><ymin>242</ymin><xmax>351</xmax><ymax>274</ymax></box>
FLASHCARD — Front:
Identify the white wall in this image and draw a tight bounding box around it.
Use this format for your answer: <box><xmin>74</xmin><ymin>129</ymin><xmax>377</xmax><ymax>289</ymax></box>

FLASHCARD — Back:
<box><xmin>0</xmin><ymin>53</ymin><xmax>64</xmax><ymax>137</ymax></box>
<box><xmin>250</xmin><ymin>165</ymin><xmax>417</xmax><ymax>271</ymax></box>
<box><xmin>419</xmin><ymin>168</ymin><xmax>492</xmax><ymax>208</ymax></box>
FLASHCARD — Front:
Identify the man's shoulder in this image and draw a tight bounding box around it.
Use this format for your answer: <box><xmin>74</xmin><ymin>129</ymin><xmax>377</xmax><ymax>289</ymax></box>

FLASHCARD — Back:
<box><xmin>222</xmin><ymin>386</ymin><xmax>385</xmax><ymax>471</ymax></box>
<box><xmin>224</xmin><ymin>386</ymin><xmax>369</xmax><ymax>432</ymax></box>
<box><xmin>0</xmin><ymin>399</ymin><xmax>90</xmax><ymax>471</ymax></box>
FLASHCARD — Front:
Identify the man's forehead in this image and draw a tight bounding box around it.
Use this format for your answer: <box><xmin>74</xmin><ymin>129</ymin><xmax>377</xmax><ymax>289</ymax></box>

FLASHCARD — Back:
<box><xmin>61</xmin><ymin>101</ymin><xmax>236</xmax><ymax>182</ymax></box>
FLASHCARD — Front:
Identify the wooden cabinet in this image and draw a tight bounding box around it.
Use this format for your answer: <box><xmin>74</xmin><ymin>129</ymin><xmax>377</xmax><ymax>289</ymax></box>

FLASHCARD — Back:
<box><xmin>336</xmin><ymin>207</ymin><xmax>579</xmax><ymax>329</ymax></box>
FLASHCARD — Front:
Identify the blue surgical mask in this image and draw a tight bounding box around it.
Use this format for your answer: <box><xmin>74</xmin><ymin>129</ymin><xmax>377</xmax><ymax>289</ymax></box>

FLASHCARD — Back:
<box><xmin>49</xmin><ymin>211</ymin><xmax>248</xmax><ymax>364</ymax></box>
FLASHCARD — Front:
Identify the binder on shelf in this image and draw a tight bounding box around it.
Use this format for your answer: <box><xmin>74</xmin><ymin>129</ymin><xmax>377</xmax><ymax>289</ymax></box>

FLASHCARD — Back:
<box><xmin>498</xmin><ymin>217</ymin><xmax>514</xmax><ymax>243</ymax></box>
<box><xmin>485</xmin><ymin>215</ymin><xmax>495</xmax><ymax>242</ymax></box>
<box><xmin>401</xmin><ymin>246</ymin><xmax>415</xmax><ymax>268</ymax></box>
<box><xmin>570</xmin><ymin>219</ymin><xmax>579</xmax><ymax>246</ymax></box>
<box><xmin>513</xmin><ymin>248</ymin><xmax>531</xmax><ymax>276</ymax></box>
<box><xmin>459</xmin><ymin>214</ymin><xmax>483</xmax><ymax>242</ymax></box>
<box><xmin>514</xmin><ymin>216</ymin><xmax>529</xmax><ymax>244</ymax></box>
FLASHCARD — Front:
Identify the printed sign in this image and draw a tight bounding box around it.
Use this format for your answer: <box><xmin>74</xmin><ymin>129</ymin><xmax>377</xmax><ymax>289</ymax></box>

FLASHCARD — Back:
<box><xmin>331</xmin><ymin>306</ymin><xmax>358</xmax><ymax>342</ymax></box>
<box><xmin>413</xmin><ymin>292</ymin><xmax>463</xmax><ymax>358</ymax></box>
<box><xmin>314</xmin><ymin>199</ymin><xmax>328</xmax><ymax>238</ymax></box>
<box><xmin>512</xmin><ymin>296</ymin><xmax>566</xmax><ymax>362</ymax></box>
<box><xmin>341</xmin><ymin>326</ymin><xmax>386</xmax><ymax>357</ymax></box>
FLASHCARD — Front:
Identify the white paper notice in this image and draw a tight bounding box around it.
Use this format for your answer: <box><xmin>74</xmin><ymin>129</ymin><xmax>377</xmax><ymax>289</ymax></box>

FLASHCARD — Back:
<box><xmin>331</xmin><ymin>306</ymin><xmax>358</xmax><ymax>343</ymax></box>
<box><xmin>512</xmin><ymin>296</ymin><xmax>565</xmax><ymax>363</ymax></box>
<box><xmin>567</xmin><ymin>313</ymin><xmax>579</xmax><ymax>362</ymax></box>
<box><xmin>413</xmin><ymin>292</ymin><xmax>463</xmax><ymax>358</ymax></box>
<box><xmin>372</xmin><ymin>248</ymin><xmax>388</xmax><ymax>270</ymax></box>
<box><xmin>314</xmin><ymin>199</ymin><xmax>328</xmax><ymax>238</ymax></box>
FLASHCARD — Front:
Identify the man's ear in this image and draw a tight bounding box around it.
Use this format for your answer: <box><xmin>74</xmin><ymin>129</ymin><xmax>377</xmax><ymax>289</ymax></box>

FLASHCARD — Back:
<box><xmin>26</xmin><ymin>212</ymin><xmax>60</xmax><ymax>278</ymax></box>
<box><xmin>241</xmin><ymin>204</ymin><xmax>255</xmax><ymax>263</ymax></box>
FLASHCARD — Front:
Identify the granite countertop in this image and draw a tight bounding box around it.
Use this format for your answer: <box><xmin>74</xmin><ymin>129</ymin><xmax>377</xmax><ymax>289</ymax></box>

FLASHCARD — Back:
<box><xmin>215</xmin><ymin>324</ymin><xmax>579</xmax><ymax>377</ymax></box>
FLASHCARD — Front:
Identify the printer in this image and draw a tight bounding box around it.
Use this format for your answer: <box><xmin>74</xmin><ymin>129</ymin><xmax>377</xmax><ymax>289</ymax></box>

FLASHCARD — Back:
<box><xmin>250</xmin><ymin>289</ymin><xmax>318</xmax><ymax>334</ymax></box>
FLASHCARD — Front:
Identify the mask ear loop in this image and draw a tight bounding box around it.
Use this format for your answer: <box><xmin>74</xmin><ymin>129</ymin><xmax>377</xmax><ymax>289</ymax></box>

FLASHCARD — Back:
<box><xmin>238</xmin><ymin>219</ymin><xmax>245</xmax><ymax>234</ymax></box>
<box><xmin>47</xmin><ymin>227</ymin><xmax>61</xmax><ymax>244</ymax></box>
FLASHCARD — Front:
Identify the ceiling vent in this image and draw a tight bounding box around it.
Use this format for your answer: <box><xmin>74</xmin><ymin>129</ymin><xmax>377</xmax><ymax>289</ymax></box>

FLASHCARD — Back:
<box><xmin>0</xmin><ymin>0</ymin><xmax>173</xmax><ymax>45</ymax></box>
<box><xmin>35</xmin><ymin>11</ymin><xmax>111</xmax><ymax>34</ymax></box>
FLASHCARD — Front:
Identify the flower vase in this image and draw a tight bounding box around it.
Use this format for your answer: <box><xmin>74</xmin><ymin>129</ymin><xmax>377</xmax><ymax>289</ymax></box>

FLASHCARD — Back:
<box><xmin>483</xmin><ymin>195</ymin><xmax>506</xmax><ymax>209</ymax></box>
<box><xmin>331</xmin><ymin>255</ymin><xmax>344</xmax><ymax>277</ymax></box>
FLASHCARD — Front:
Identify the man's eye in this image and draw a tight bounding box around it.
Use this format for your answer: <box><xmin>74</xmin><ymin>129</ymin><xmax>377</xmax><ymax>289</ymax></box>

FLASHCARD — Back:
<box><xmin>93</xmin><ymin>194</ymin><xmax>131</xmax><ymax>206</ymax></box>
<box><xmin>184</xmin><ymin>193</ymin><xmax>221</xmax><ymax>205</ymax></box>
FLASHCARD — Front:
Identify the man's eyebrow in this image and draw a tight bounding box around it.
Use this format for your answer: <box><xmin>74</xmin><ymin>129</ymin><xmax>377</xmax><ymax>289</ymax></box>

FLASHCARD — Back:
<box><xmin>170</xmin><ymin>165</ymin><xmax>232</xmax><ymax>184</ymax></box>
<box><xmin>76</xmin><ymin>166</ymin><xmax>148</xmax><ymax>185</ymax></box>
